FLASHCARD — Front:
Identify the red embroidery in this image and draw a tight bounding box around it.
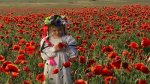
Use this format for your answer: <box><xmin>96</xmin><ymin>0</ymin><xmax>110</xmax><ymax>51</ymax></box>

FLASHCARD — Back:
<box><xmin>45</xmin><ymin>38</ymin><xmax>54</xmax><ymax>47</ymax></box>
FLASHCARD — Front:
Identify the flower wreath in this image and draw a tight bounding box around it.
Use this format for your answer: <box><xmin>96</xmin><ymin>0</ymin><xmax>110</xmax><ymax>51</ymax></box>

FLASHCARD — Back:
<box><xmin>44</xmin><ymin>15</ymin><xmax>69</xmax><ymax>26</ymax></box>
<box><xmin>42</xmin><ymin>15</ymin><xmax>70</xmax><ymax>38</ymax></box>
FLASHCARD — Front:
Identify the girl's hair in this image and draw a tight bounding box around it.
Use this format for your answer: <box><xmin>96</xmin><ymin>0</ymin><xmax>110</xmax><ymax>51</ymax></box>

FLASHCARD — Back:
<box><xmin>45</xmin><ymin>15</ymin><xmax>68</xmax><ymax>36</ymax></box>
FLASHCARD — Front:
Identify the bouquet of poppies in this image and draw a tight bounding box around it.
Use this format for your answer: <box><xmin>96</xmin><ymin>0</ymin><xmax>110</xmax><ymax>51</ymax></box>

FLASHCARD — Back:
<box><xmin>57</xmin><ymin>42</ymin><xmax>68</xmax><ymax>50</ymax></box>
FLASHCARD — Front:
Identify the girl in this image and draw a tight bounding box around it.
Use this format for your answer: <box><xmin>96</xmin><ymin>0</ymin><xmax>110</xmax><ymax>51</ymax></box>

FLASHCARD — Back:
<box><xmin>40</xmin><ymin>15</ymin><xmax>78</xmax><ymax>84</ymax></box>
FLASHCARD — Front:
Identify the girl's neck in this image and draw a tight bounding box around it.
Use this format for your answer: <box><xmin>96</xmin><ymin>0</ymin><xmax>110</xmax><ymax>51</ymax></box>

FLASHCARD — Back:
<box><xmin>52</xmin><ymin>35</ymin><xmax>61</xmax><ymax>39</ymax></box>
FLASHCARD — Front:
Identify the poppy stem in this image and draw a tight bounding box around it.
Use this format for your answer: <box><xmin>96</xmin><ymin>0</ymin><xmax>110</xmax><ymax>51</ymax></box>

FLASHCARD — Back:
<box><xmin>6</xmin><ymin>74</ymin><xmax>12</xmax><ymax>84</ymax></box>
<box><xmin>6</xmin><ymin>77</ymin><xmax>9</xmax><ymax>84</ymax></box>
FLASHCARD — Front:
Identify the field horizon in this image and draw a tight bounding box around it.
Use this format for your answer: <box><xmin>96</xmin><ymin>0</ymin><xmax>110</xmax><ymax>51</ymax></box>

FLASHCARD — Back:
<box><xmin>0</xmin><ymin>0</ymin><xmax>149</xmax><ymax>8</ymax></box>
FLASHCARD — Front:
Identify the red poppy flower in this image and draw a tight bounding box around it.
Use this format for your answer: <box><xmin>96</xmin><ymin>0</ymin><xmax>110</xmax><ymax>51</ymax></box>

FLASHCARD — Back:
<box><xmin>36</xmin><ymin>73</ymin><xmax>46</xmax><ymax>83</ymax></box>
<box><xmin>108</xmin><ymin>51</ymin><xmax>118</xmax><ymax>59</ymax></box>
<box><xmin>134</xmin><ymin>63</ymin><xmax>149</xmax><ymax>73</ymax></box>
<box><xmin>17</xmin><ymin>54</ymin><xmax>26</xmax><ymax>60</ymax></box>
<box><xmin>18</xmin><ymin>36</ymin><xmax>23</xmax><ymax>39</ymax></box>
<box><xmin>0</xmin><ymin>23</ymin><xmax>3</xmax><ymax>28</ymax></box>
<box><xmin>141</xmin><ymin>22</ymin><xmax>149</xmax><ymax>29</ymax></box>
<box><xmin>15</xmin><ymin>54</ymin><xmax>27</xmax><ymax>64</ymax></box>
<box><xmin>82</xmin><ymin>40</ymin><xmax>88</xmax><ymax>44</ymax></box>
<box><xmin>79</xmin><ymin>56</ymin><xmax>86</xmax><ymax>64</ymax></box>
<box><xmin>140</xmin><ymin>66</ymin><xmax>149</xmax><ymax>74</ymax></box>
<box><xmin>90</xmin><ymin>42</ymin><xmax>97</xmax><ymax>50</ymax></box>
<box><xmin>19</xmin><ymin>39</ymin><xmax>26</xmax><ymax>45</ymax></box>
<box><xmin>90</xmin><ymin>45</ymin><xmax>95</xmax><ymax>50</ymax></box>
<box><xmin>0</xmin><ymin>55</ymin><xmax>5</xmax><ymax>62</ymax></box>
<box><xmin>76</xmin><ymin>36</ymin><xmax>82</xmax><ymax>40</ymax></box>
<box><xmin>12</xmin><ymin>72</ymin><xmax>19</xmax><ymax>79</ymax></box>
<box><xmin>122</xmin><ymin>50</ymin><xmax>129</xmax><ymax>56</ymax></box>
<box><xmin>38</xmin><ymin>62</ymin><xmax>45</xmax><ymax>68</ymax></box>
<box><xmin>138</xmin><ymin>79</ymin><xmax>147</xmax><ymax>84</ymax></box>
<box><xmin>105</xmin><ymin>76</ymin><xmax>117</xmax><ymax>84</ymax></box>
<box><xmin>5</xmin><ymin>64</ymin><xmax>20</xmax><ymax>73</ymax></box>
<box><xmin>102</xmin><ymin>45</ymin><xmax>114</xmax><ymax>53</ymax></box>
<box><xmin>26</xmin><ymin>43</ymin><xmax>30</xmax><ymax>47</ymax></box>
<box><xmin>25</xmin><ymin>45</ymin><xmax>36</xmax><ymax>55</ymax></box>
<box><xmin>1</xmin><ymin>61</ymin><xmax>13</xmax><ymax>72</ymax></box>
<box><xmin>5</xmin><ymin>30</ymin><xmax>9</xmax><ymax>34</ymax></box>
<box><xmin>101</xmin><ymin>67</ymin><xmax>113</xmax><ymax>76</ymax></box>
<box><xmin>58</xmin><ymin>42</ymin><xmax>67</xmax><ymax>49</ymax></box>
<box><xmin>134</xmin><ymin>63</ymin><xmax>145</xmax><ymax>70</ymax></box>
<box><xmin>30</xmin><ymin>40</ymin><xmax>36</xmax><ymax>46</ymax></box>
<box><xmin>18</xmin><ymin>49</ymin><xmax>25</xmax><ymax>54</ymax></box>
<box><xmin>63</xmin><ymin>61</ymin><xmax>72</xmax><ymax>68</ymax></box>
<box><xmin>91</xmin><ymin>64</ymin><xmax>103</xmax><ymax>75</ymax></box>
<box><xmin>22</xmin><ymin>80</ymin><xmax>32</xmax><ymax>84</ymax></box>
<box><xmin>0</xmin><ymin>35</ymin><xmax>4</xmax><ymax>39</ymax></box>
<box><xmin>23</xmin><ymin>65</ymin><xmax>30</xmax><ymax>72</ymax></box>
<box><xmin>110</xmin><ymin>56</ymin><xmax>122</xmax><ymax>69</ymax></box>
<box><xmin>129</xmin><ymin>42</ymin><xmax>139</xmax><ymax>50</ymax></box>
<box><xmin>75</xmin><ymin>79</ymin><xmax>87</xmax><ymax>84</ymax></box>
<box><xmin>53</xmin><ymin>68</ymin><xmax>59</xmax><ymax>74</ymax></box>
<box><xmin>141</xmin><ymin>37</ymin><xmax>150</xmax><ymax>48</ymax></box>
<box><xmin>13</xmin><ymin>44</ymin><xmax>20</xmax><ymax>51</ymax></box>
<box><xmin>77</xmin><ymin>46</ymin><xmax>83</xmax><ymax>52</ymax></box>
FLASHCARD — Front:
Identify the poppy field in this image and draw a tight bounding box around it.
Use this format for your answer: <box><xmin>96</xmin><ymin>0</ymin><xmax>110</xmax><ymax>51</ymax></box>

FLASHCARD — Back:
<box><xmin>0</xmin><ymin>4</ymin><xmax>150</xmax><ymax>84</ymax></box>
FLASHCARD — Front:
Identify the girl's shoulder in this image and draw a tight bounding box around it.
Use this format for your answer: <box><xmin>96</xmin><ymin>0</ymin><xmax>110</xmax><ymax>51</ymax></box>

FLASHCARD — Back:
<box><xmin>64</xmin><ymin>34</ymin><xmax>73</xmax><ymax>38</ymax></box>
<box><xmin>41</xmin><ymin>36</ymin><xmax>49</xmax><ymax>40</ymax></box>
<box><xmin>40</xmin><ymin>36</ymin><xmax>49</xmax><ymax>44</ymax></box>
<box><xmin>63</xmin><ymin>35</ymin><xmax>76</xmax><ymax>43</ymax></box>
<box><xmin>63</xmin><ymin>35</ymin><xmax>74</xmax><ymax>40</ymax></box>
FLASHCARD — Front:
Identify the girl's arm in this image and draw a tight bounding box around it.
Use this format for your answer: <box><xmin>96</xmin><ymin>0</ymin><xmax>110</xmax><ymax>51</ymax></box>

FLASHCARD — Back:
<box><xmin>65</xmin><ymin>35</ymin><xmax>78</xmax><ymax>60</ymax></box>
<box><xmin>40</xmin><ymin>37</ymin><xmax>57</xmax><ymax>60</ymax></box>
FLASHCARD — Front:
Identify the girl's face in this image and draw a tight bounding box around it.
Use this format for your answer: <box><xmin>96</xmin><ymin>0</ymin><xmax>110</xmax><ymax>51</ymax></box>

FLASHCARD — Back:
<box><xmin>49</xmin><ymin>26</ymin><xmax>62</xmax><ymax>37</ymax></box>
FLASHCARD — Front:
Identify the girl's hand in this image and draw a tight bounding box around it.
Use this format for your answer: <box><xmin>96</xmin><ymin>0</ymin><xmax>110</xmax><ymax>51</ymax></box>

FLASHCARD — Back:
<box><xmin>61</xmin><ymin>42</ymin><xmax>68</xmax><ymax>48</ymax></box>
<box><xmin>58</xmin><ymin>42</ymin><xmax>68</xmax><ymax>49</ymax></box>
<box><xmin>54</xmin><ymin>45</ymin><xmax>61</xmax><ymax>51</ymax></box>
<box><xmin>55</xmin><ymin>42</ymin><xmax>68</xmax><ymax>51</ymax></box>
